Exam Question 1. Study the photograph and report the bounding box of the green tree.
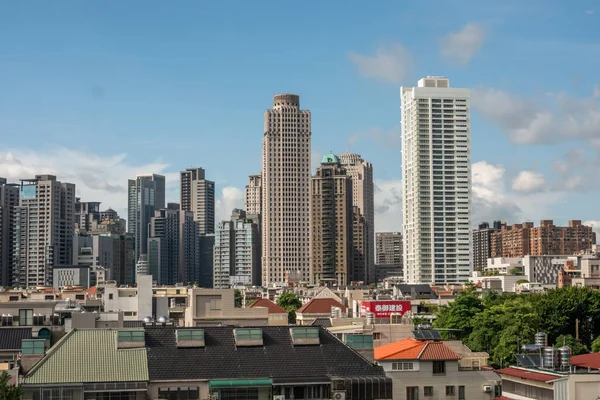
[277,292,302,324]
[592,336,600,353]
[433,285,483,338]
[554,334,588,355]
[0,372,22,400]
[234,290,243,308]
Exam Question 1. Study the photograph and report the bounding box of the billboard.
[360,300,412,319]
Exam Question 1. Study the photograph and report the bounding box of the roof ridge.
[25,328,78,378]
[416,341,428,359]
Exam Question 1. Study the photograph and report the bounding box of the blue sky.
[1,0,599,232]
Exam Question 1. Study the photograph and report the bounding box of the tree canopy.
[0,372,22,400]
[276,292,302,324]
[434,286,600,367]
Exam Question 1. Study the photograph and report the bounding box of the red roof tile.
[296,298,346,314]
[497,367,561,382]
[569,353,600,369]
[419,341,461,360]
[87,286,97,295]
[248,299,287,314]
[374,338,461,361]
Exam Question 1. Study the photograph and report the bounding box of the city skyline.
[1,2,599,235]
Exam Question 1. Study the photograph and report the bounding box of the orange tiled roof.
[248,298,287,314]
[296,298,347,314]
[87,286,97,295]
[374,338,461,361]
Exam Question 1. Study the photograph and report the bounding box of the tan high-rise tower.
[337,152,375,283]
[310,153,353,286]
[262,94,311,286]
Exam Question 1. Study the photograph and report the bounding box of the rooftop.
[570,353,600,370]
[321,151,340,164]
[24,329,148,384]
[496,367,563,383]
[145,325,385,381]
[297,298,347,314]
[248,299,287,314]
[375,338,461,361]
[0,327,32,350]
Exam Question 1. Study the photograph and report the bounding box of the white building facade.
[401,77,471,284]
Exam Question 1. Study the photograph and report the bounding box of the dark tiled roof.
[145,325,386,381]
[311,317,333,327]
[123,321,145,328]
[0,327,32,350]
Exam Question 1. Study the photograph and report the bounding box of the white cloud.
[349,44,413,84]
[0,148,179,218]
[473,87,600,144]
[585,10,594,15]
[374,179,402,232]
[440,23,487,65]
[311,150,323,175]
[215,186,244,222]
[583,220,600,235]
[594,86,600,99]
[512,171,546,193]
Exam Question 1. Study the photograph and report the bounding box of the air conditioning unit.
[273,396,285,400]
[483,385,492,393]
[332,391,346,400]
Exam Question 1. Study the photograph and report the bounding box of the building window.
[446,386,455,396]
[373,332,382,340]
[117,331,145,342]
[19,309,33,326]
[21,340,45,355]
[458,385,465,400]
[158,387,200,400]
[345,334,374,349]
[407,387,419,400]
[424,386,433,397]
[433,360,446,375]
[391,362,415,371]
[109,293,113,300]
[177,329,204,341]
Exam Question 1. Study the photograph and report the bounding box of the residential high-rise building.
[491,220,596,258]
[0,178,19,286]
[376,232,403,269]
[180,167,215,234]
[401,76,472,284]
[213,209,260,289]
[74,198,101,233]
[352,206,368,284]
[127,174,166,263]
[147,205,198,285]
[472,221,505,270]
[196,234,215,288]
[338,152,375,283]
[244,174,262,215]
[310,153,353,286]
[15,175,76,287]
[262,94,311,286]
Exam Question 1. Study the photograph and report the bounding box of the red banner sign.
[360,300,411,318]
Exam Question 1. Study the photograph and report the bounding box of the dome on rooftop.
[321,152,340,164]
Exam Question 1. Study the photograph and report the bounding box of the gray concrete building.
[214,210,260,288]
[127,174,165,263]
[53,265,91,290]
[180,167,215,235]
[338,152,375,283]
[376,232,403,272]
[147,206,198,285]
[0,178,19,286]
[15,175,76,287]
[74,198,101,234]
[262,94,311,286]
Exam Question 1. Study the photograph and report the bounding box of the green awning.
[210,379,272,388]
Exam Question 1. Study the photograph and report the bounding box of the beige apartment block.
[338,152,375,283]
[184,288,269,327]
[244,174,262,215]
[180,167,215,234]
[376,232,403,269]
[261,94,311,286]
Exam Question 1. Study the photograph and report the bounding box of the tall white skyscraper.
[401,77,471,284]
[262,94,311,286]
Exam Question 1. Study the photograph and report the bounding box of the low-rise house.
[184,288,269,326]
[145,325,392,400]
[247,298,288,326]
[21,329,149,399]
[375,337,501,400]
[296,298,347,325]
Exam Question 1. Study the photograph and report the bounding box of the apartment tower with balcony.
[261,94,311,286]
[180,167,215,235]
[401,77,471,284]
